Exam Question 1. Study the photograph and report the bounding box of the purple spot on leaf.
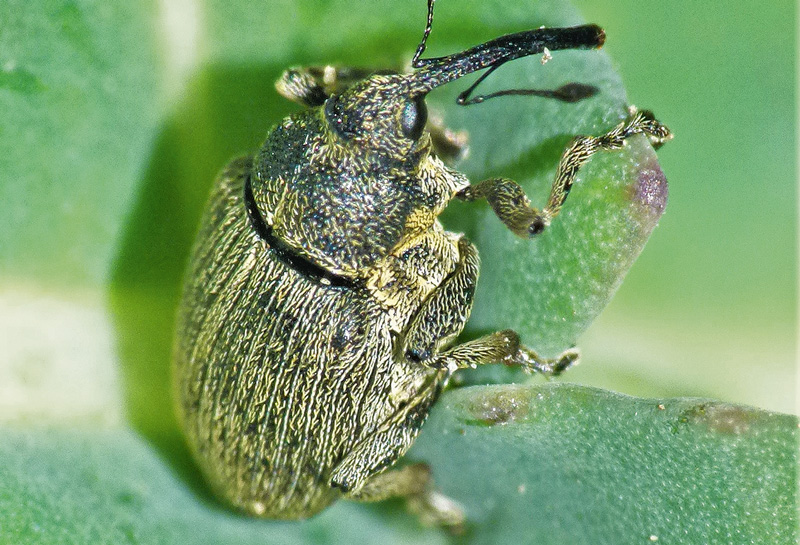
[634,166,668,216]
[628,163,668,234]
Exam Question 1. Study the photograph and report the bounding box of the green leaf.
[410,384,799,545]
[1,385,796,545]
[0,427,445,545]
[0,0,161,287]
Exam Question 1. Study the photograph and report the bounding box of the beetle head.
[321,2,604,165]
[254,4,606,277]
[322,74,432,165]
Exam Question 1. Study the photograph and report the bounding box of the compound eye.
[400,95,428,140]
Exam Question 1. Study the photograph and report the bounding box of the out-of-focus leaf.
[0,0,161,287]
[0,427,445,545]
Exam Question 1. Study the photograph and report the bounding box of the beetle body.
[174,88,467,517]
[173,5,671,525]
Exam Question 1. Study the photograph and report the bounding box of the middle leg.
[401,237,579,376]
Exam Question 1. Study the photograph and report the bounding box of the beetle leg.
[456,108,672,236]
[345,463,465,530]
[431,330,579,376]
[344,462,429,499]
[427,110,469,163]
[330,374,441,494]
[275,66,396,106]
[400,237,478,364]
[400,237,578,376]
[332,376,465,531]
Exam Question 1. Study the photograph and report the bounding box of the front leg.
[457,108,672,236]
[275,65,390,106]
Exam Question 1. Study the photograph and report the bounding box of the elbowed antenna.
[408,0,605,95]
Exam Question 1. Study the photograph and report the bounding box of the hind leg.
[345,463,464,530]
[330,372,464,531]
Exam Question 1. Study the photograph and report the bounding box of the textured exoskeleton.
[173,3,671,529]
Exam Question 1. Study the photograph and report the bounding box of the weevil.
[173,0,671,528]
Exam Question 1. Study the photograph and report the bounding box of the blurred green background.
[569,0,796,413]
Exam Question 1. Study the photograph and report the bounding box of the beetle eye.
[400,96,428,140]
